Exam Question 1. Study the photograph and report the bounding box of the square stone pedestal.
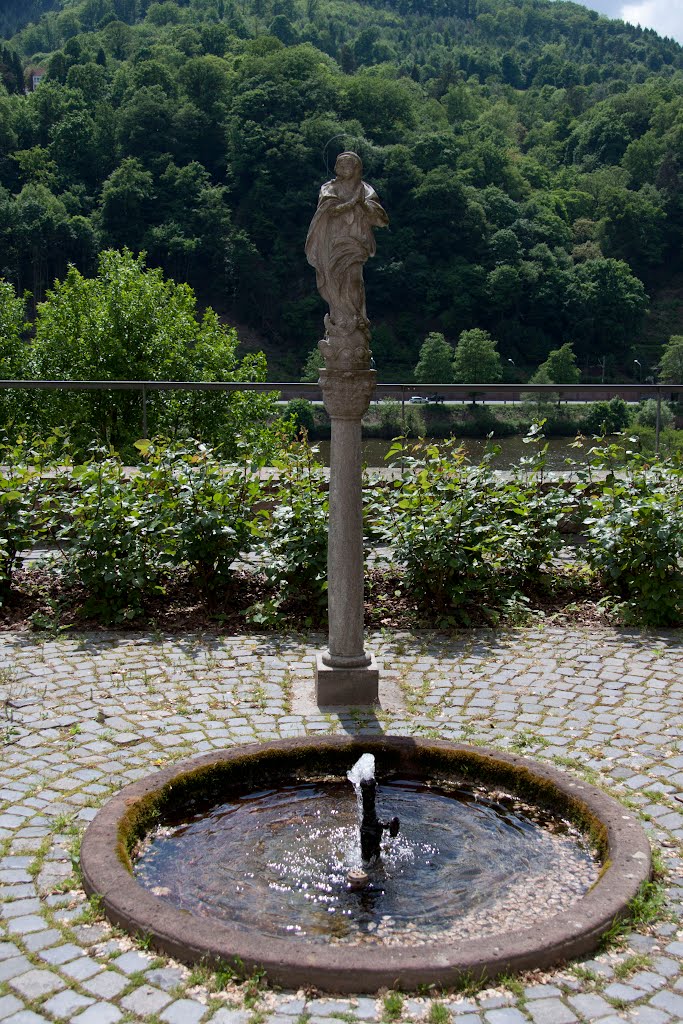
[315,654,379,706]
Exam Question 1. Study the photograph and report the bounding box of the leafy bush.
[284,399,315,435]
[26,250,280,459]
[55,449,176,622]
[375,431,567,622]
[580,398,632,436]
[0,434,67,601]
[136,439,267,593]
[584,451,683,625]
[633,399,674,430]
[254,440,328,623]
[55,439,270,620]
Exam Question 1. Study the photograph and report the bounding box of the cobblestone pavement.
[0,626,682,1024]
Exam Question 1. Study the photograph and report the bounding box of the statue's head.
[334,151,362,182]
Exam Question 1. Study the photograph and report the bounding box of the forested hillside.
[1,0,682,379]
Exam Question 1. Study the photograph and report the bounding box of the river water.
[317,436,599,471]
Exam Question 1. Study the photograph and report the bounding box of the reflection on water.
[135,777,598,945]
[317,436,597,470]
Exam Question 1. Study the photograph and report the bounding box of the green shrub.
[633,399,675,430]
[376,431,567,622]
[584,453,683,625]
[0,434,67,602]
[580,398,632,436]
[255,439,328,622]
[284,399,316,435]
[139,439,267,592]
[56,449,176,622]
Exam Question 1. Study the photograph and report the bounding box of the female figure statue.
[305,152,388,370]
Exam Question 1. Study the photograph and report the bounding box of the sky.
[564,0,683,43]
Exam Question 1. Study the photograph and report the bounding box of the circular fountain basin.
[80,737,651,992]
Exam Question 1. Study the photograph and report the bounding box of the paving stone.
[2,1013,51,1024]
[350,998,377,1018]
[603,982,645,1004]
[651,990,683,1016]
[0,996,22,1021]
[69,1004,121,1024]
[627,1007,672,1024]
[567,992,614,1017]
[523,987,562,1000]
[628,971,667,992]
[109,949,153,975]
[23,929,62,952]
[144,966,188,991]
[209,1011,251,1024]
[81,969,128,999]
[60,957,102,981]
[41,990,94,1018]
[160,998,207,1024]
[6,915,45,935]
[308,1000,356,1017]
[39,944,83,966]
[483,1011,527,1024]
[9,968,66,999]
[526,999,577,1024]
[277,998,307,1015]
[120,983,172,1015]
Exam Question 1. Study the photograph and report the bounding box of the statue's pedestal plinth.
[315,653,379,706]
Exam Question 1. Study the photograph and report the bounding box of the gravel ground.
[0,625,681,1023]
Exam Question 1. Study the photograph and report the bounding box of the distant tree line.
[0,0,681,381]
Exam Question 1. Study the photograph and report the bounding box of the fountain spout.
[347,754,400,865]
[359,777,400,861]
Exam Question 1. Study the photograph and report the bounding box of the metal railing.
[0,379,680,451]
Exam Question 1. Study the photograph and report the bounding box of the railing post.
[655,388,661,456]
[142,383,148,438]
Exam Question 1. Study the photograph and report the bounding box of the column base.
[315,653,379,706]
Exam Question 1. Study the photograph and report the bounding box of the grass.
[598,874,669,951]
[75,893,105,925]
[382,992,403,1021]
[613,953,652,979]
[509,730,550,753]
[427,1003,450,1024]
[497,973,526,1002]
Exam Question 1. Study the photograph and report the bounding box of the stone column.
[304,150,388,705]
[316,369,378,705]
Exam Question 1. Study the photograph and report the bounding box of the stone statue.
[305,152,388,371]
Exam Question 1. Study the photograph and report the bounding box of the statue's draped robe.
[305,180,387,330]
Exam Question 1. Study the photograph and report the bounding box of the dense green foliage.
[0,0,681,379]
[414,332,454,383]
[372,434,567,619]
[659,335,683,383]
[0,251,282,456]
[583,446,683,624]
[4,430,683,626]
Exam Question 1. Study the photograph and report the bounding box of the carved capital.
[318,314,372,372]
[319,368,376,420]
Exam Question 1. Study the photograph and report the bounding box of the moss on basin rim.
[80,736,652,993]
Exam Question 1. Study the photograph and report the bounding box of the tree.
[414,332,454,383]
[452,329,502,383]
[659,336,683,385]
[30,250,278,456]
[533,342,580,384]
[300,346,323,383]
[0,280,27,378]
[0,280,29,425]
